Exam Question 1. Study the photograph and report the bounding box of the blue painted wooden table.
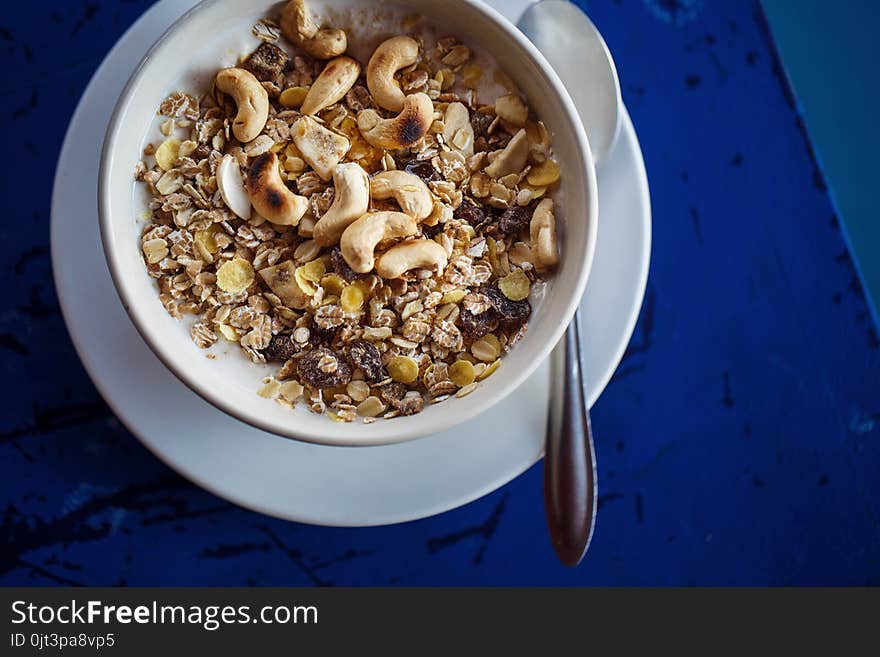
[2,0,878,586]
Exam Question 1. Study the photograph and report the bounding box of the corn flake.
[498,269,530,301]
[441,289,467,304]
[341,285,365,314]
[155,138,181,171]
[279,86,309,108]
[449,360,476,387]
[216,258,255,293]
[388,356,419,384]
[476,358,501,381]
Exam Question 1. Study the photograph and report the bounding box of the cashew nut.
[484,128,529,179]
[370,170,432,221]
[375,239,448,279]
[357,92,433,150]
[442,102,474,157]
[529,198,558,271]
[301,56,361,115]
[366,35,420,112]
[280,0,347,60]
[290,115,351,181]
[215,68,270,143]
[340,211,418,273]
[258,260,310,309]
[246,152,309,226]
[313,163,370,246]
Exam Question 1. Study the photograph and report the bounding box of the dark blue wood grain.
[1,0,878,586]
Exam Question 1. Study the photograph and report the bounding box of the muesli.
[135,0,561,422]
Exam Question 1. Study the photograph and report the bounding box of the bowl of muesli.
[99,0,598,446]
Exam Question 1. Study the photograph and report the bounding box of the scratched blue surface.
[2,0,879,586]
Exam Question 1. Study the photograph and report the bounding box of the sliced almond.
[442,102,474,157]
[494,93,529,127]
[484,129,529,179]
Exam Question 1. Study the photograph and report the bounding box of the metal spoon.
[517,0,622,566]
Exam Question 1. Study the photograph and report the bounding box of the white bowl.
[99,0,598,447]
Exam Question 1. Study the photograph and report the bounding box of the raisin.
[263,333,298,362]
[403,159,441,182]
[242,43,290,84]
[454,200,487,229]
[500,317,529,335]
[496,204,534,237]
[330,247,365,283]
[346,340,386,382]
[309,316,339,346]
[471,111,494,139]
[380,382,407,405]
[296,347,352,388]
[422,222,443,238]
[482,283,532,320]
[458,307,500,340]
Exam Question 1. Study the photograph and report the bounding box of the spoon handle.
[544,309,597,566]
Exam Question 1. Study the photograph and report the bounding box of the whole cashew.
[340,211,418,273]
[484,128,529,179]
[313,163,370,246]
[280,0,347,59]
[357,93,433,150]
[366,35,420,112]
[246,152,309,226]
[290,115,351,181]
[301,56,361,115]
[529,197,558,271]
[215,68,270,143]
[375,239,448,279]
[370,170,433,221]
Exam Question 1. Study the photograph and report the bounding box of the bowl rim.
[98,0,599,447]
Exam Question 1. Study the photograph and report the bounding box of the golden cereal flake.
[449,360,476,387]
[440,289,467,305]
[301,259,326,283]
[155,138,181,171]
[388,355,419,384]
[216,258,255,293]
[461,63,483,89]
[340,285,365,314]
[526,159,561,187]
[346,380,370,403]
[498,269,531,301]
[279,86,309,108]
[472,334,501,362]
[293,266,319,296]
[320,274,346,296]
[194,228,219,255]
[456,382,479,398]
[476,358,501,381]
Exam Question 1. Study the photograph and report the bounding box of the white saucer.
[51,0,651,527]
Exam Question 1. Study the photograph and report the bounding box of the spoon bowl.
[518,0,622,166]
